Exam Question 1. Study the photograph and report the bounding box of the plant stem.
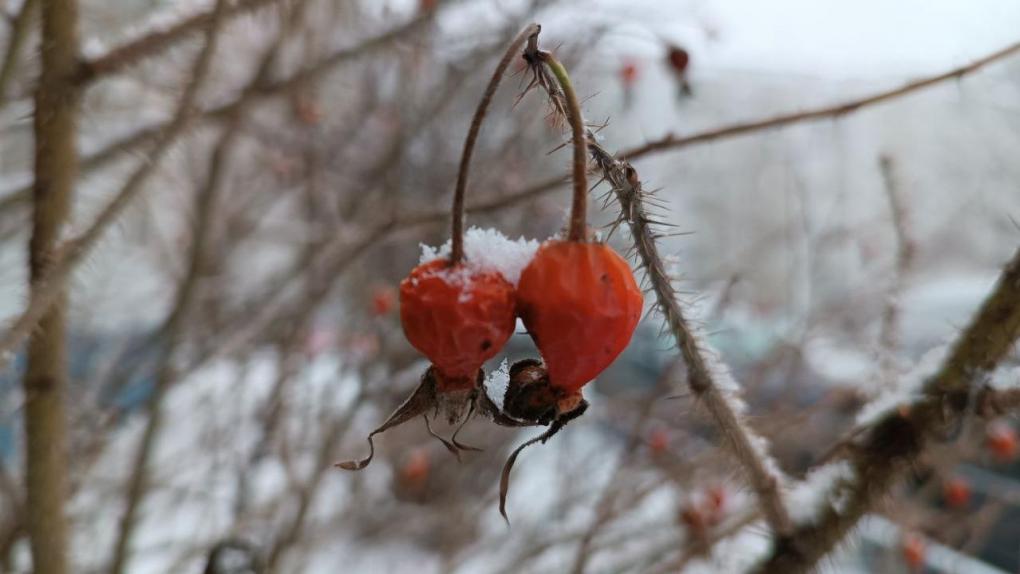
[538,51,588,242]
[23,0,80,571]
[450,23,539,264]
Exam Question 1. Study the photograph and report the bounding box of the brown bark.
[23,0,81,572]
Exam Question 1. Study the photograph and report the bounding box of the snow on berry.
[419,226,539,287]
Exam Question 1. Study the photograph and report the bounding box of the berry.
[619,60,639,86]
[400,259,516,388]
[648,427,669,454]
[942,477,970,509]
[986,422,1018,463]
[667,46,690,73]
[372,286,396,315]
[901,533,925,570]
[401,449,430,484]
[516,241,642,391]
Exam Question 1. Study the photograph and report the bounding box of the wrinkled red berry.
[400,259,516,388]
[516,241,642,391]
[648,427,669,454]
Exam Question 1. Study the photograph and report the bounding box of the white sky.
[705,0,1020,77]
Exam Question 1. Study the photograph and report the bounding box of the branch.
[0,10,432,373]
[621,39,1020,160]
[0,0,37,107]
[21,0,81,569]
[525,28,793,538]
[75,0,279,84]
[107,3,298,570]
[876,155,916,387]
[754,247,1020,573]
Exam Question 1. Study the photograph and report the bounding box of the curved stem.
[539,51,588,242]
[450,23,539,263]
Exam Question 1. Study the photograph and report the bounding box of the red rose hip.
[400,259,516,389]
[516,241,643,391]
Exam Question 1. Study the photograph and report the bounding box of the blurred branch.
[754,247,1020,573]
[0,6,433,373]
[622,39,1020,159]
[876,155,916,387]
[108,2,303,571]
[21,0,81,570]
[0,0,37,107]
[75,0,279,84]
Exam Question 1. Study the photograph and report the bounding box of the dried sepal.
[498,398,588,523]
[336,366,484,471]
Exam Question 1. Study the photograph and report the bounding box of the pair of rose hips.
[337,236,642,472]
[403,238,643,424]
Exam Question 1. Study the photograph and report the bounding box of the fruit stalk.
[537,51,589,242]
[451,23,540,263]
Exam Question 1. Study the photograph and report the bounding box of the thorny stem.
[23,0,80,569]
[524,29,794,538]
[530,38,589,242]
[597,150,795,539]
[451,23,539,263]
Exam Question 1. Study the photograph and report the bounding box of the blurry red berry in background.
[901,533,925,570]
[667,46,689,73]
[942,477,971,509]
[400,259,516,386]
[419,0,438,12]
[372,286,396,316]
[401,449,430,484]
[680,505,706,533]
[516,241,643,392]
[647,427,669,454]
[706,485,727,515]
[666,45,692,97]
[619,60,639,87]
[987,421,1018,463]
[292,94,322,126]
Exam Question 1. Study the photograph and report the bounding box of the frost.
[419,227,539,286]
[484,359,510,410]
[855,343,949,426]
[81,0,212,59]
[787,461,854,523]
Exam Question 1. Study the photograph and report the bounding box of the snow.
[855,343,949,426]
[787,461,855,524]
[418,227,539,286]
[484,359,510,410]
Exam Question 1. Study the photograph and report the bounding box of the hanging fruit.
[666,44,693,99]
[336,25,541,472]
[498,32,643,522]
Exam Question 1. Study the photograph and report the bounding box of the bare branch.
[621,39,1020,160]
[754,248,1020,573]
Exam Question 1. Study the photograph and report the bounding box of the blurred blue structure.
[0,331,159,463]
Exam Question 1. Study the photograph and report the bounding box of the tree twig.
[621,39,1020,159]
[21,0,80,570]
[104,3,231,570]
[524,27,794,539]
[753,248,1020,573]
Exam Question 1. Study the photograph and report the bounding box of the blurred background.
[1,0,1020,572]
